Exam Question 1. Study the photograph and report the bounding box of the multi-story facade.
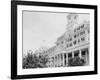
[46,13,90,67]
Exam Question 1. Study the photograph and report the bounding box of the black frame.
[11,0,98,79]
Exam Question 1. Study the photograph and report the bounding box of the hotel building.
[46,13,90,67]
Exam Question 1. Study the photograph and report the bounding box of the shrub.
[23,52,48,69]
[68,56,85,66]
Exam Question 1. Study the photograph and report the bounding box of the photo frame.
[11,0,98,79]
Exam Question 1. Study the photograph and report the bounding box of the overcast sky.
[23,11,89,55]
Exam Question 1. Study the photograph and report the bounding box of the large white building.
[45,14,90,67]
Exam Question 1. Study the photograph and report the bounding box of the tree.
[23,50,48,69]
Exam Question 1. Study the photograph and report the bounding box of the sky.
[23,11,90,55]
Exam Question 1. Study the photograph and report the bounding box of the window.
[82,51,85,56]
[77,26,80,30]
[74,50,79,57]
[80,32,82,35]
[74,34,79,38]
[68,53,72,58]
[70,38,72,41]
[73,40,77,45]
[80,31,85,35]
[69,43,72,47]
[67,37,72,42]
[81,37,85,41]
[81,48,88,57]
[78,39,80,43]
[74,35,76,38]
[64,53,66,59]
[67,43,72,48]
[66,44,68,48]
[74,53,79,56]
[76,33,79,37]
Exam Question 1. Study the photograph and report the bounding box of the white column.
[66,53,68,66]
[60,54,62,66]
[79,50,82,58]
[60,54,62,67]
[85,50,88,65]
[59,54,61,67]
[49,58,51,67]
[61,54,63,67]
[51,57,52,67]
[87,48,89,65]
[57,55,58,67]
[53,56,55,67]
[48,58,50,67]
[47,60,49,67]
[55,56,57,67]
[72,52,74,58]
[52,57,54,67]
[60,53,63,66]
[58,54,60,66]
[56,56,57,67]
[62,53,65,67]
[50,57,52,67]
[58,55,59,67]
[56,55,58,67]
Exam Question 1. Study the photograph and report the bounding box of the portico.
[48,47,89,67]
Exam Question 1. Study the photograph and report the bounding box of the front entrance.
[81,48,89,65]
